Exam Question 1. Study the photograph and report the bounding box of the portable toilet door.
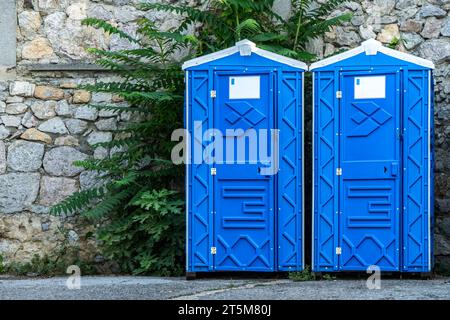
[184,40,307,274]
[310,39,434,273]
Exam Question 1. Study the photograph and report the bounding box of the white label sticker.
[229,76,260,99]
[354,76,386,99]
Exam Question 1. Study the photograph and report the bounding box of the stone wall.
[0,0,189,266]
[0,0,449,273]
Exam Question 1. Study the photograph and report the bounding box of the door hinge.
[336,247,342,255]
[210,90,216,98]
[210,167,217,175]
[336,168,342,176]
[336,91,342,99]
[211,247,217,255]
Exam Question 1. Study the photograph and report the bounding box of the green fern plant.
[141,0,351,62]
[283,0,352,59]
[51,18,189,276]
[141,0,279,55]
[289,265,316,281]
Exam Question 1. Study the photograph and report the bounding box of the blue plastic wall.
[312,51,434,272]
[186,52,305,272]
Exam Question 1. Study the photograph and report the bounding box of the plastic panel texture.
[186,51,305,272]
[313,70,339,271]
[402,69,432,272]
[312,51,433,273]
[430,72,435,270]
[187,70,213,272]
[277,70,304,271]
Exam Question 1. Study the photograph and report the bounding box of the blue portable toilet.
[310,39,435,273]
[183,40,307,275]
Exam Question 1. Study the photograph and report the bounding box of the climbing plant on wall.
[142,0,351,62]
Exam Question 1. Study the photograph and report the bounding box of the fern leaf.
[51,187,106,215]
[252,33,288,43]
[83,187,136,219]
[309,0,349,18]
[236,19,261,36]
[301,13,352,40]
[82,18,140,44]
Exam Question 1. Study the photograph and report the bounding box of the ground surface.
[0,276,448,300]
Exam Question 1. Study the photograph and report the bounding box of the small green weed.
[3,254,96,277]
[289,265,337,281]
[387,37,400,49]
[0,227,97,277]
[322,273,336,280]
[289,265,316,281]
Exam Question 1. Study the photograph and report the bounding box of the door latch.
[391,162,399,176]
[210,90,216,98]
[336,247,342,255]
[211,168,217,175]
[211,247,217,255]
[336,168,342,176]
[336,91,342,99]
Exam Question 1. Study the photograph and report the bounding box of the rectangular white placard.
[229,76,260,99]
[354,76,386,99]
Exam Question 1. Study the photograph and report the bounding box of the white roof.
[182,39,307,70]
[309,39,435,70]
